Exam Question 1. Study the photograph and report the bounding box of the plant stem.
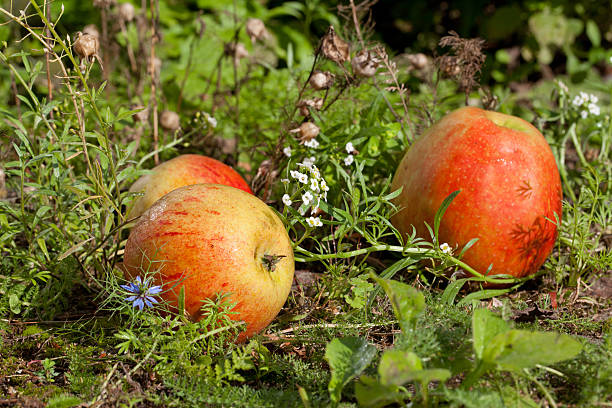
[461,360,489,389]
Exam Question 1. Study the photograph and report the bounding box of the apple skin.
[123,184,294,340]
[128,154,253,219]
[391,107,562,279]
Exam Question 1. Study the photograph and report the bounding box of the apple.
[123,183,294,340]
[128,154,253,219]
[391,107,562,279]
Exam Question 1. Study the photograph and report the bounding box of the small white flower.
[440,243,452,254]
[306,216,323,228]
[282,194,292,206]
[320,180,329,192]
[609,56,612,64]
[304,138,320,149]
[557,80,569,94]
[310,166,321,180]
[298,206,306,215]
[283,147,292,157]
[281,178,290,184]
[301,156,316,168]
[580,110,589,119]
[298,173,308,184]
[302,191,314,205]
[589,94,599,104]
[204,113,217,128]
[310,178,319,192]
[588,103,600,116]
[345,142,355,154]
[344,155,354,166]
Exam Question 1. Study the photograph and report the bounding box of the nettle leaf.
[489,330,583,371]
[372,275,424,332]
[325,336,377,404]
[472,308,509,360]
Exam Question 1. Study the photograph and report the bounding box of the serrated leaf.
[379,349,451,388]
[371,275,424,332]
[325,336,377,404]
[378,350,421,385]
[355,376,404,408]
[472,308,509,360]
[489,330,582,371]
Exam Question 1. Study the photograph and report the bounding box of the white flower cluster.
[283,147,292,157]
[282,158,330,228]
[572,92,600,118]
[304,138,320,149]
[344,142,356,166]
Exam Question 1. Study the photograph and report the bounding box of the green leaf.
[379,350,451,387]
[440,278,469,305]
[371,275,425,332]
[586,20,601,47]
[9,294,21,314]
[325,337,377,404]
[472,308,509,360]
[489,330,583,371]
[457,287,518,307]
[355,376,405,408]
[379,349,422,386]
[434,190,460,243]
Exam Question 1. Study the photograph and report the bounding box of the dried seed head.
[290,122,320,142]
[225,42,249,59]
[160,110,180,131]
[82,24,100,40]
[246,18,267,44]
[297,98,324,117]
[407,53,428,70]
[309,71,334,90]
[320,26,349,64]
[351,49,380,78]
[132,105,149,122]
[74,32,99,61]
[118,2,136,22]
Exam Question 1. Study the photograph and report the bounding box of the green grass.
[0,0,611,406]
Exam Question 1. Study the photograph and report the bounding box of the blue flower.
[120,276,162,310]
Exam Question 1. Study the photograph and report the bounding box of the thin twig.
[148,0,160,164]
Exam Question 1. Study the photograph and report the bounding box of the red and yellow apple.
[123,183,294,340]
[391,107,562,279]
[128,154,252,219]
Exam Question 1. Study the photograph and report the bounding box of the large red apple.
[128,154,252,219]
[123,184,294,340]
[391,107,562,279]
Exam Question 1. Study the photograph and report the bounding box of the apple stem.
[262,254,286,272]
